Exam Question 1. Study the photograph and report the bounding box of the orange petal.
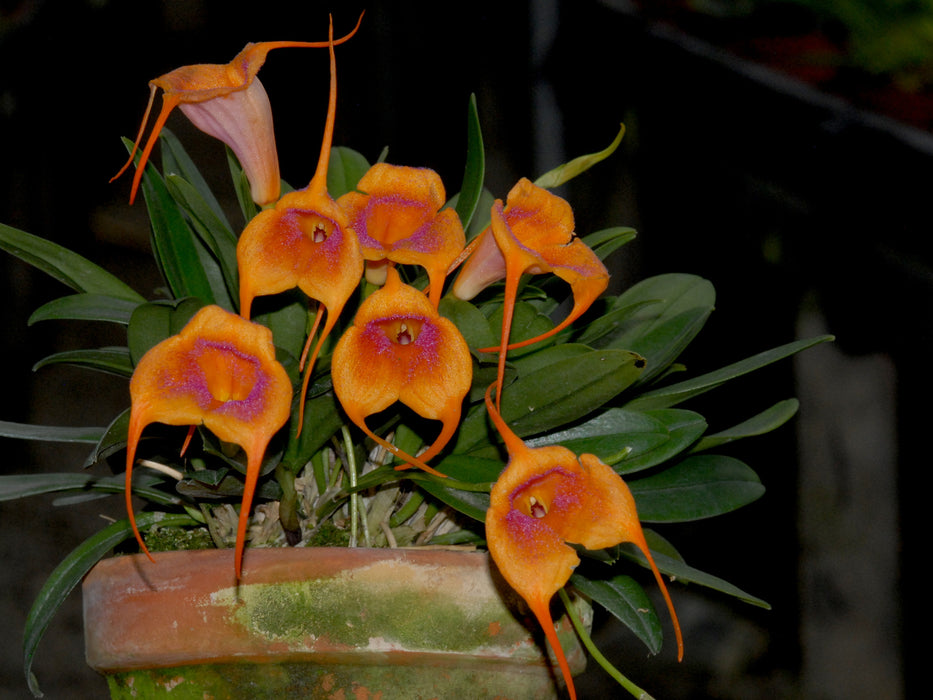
[124,306,292,578]
[331,268,471,473]
[338,163,466,307]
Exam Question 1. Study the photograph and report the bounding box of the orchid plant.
[0,14,831,700]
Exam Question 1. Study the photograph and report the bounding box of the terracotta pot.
[83,547,590,699]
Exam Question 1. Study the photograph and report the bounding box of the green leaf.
[159,128,231,228]
[327,146,372,198]
[625,335,835,411]
[454,93,485,232]
[28,293,140,326]
[32,347,134,377]
[165,173,240,306]
[127,298,203,365]
[134,138,216,303]
[0,472,179,507]
[692,399,800,452]
[23,512,199,697]
[534,123,626,189]
[619,543,770,608]
[500,348,646,438]
[525,407,706,475]
[0,222,144,303]
[282,392,346,472]
[84,409,130,467]
[439,295,497,351]
[414,454,501,522]
[0,421,104,444]
[629,454,765,522]
[571,573,663,654]
[581,226,637,262]
[600,274,716,385]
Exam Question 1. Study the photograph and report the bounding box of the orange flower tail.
[124,412,155,563]
[635,534,685,662]
[234,450,265,580]
[529,598,578,700]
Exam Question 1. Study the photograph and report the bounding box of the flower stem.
[558,588,655,700]
[341,425,359,547]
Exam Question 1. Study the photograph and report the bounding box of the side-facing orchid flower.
[330,267,471,476]
[451,178,609,407]
[236,19,364,427]
[112,14,363,206]
[337,162,465,307]
[483,383,683,700]
[125,305,292,579]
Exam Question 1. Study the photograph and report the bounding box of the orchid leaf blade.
[32,347,134,377]
[127,298,203,365]
[23,512,199,697]
[526,407,707,475]
[629,454,765,522]
[534,123,626,189]
[581,226,637,263]
[133,138,217,304]
[159,127,231,228]
[0,421,104,444]
[0,222,144,303]
[164,173,240,306]
[327,146,372,198]
[502,348,646,438]
[692,399,800,452]
[227,147,260,224]
[625,336,834,411]
[571,573,663,654]
[598,273,716,384]
[619,543,770,609]
[28,293,140,326]
[83,409,130,467]
[454,93,485,232]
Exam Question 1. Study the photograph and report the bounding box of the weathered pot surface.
[83,547,589,699]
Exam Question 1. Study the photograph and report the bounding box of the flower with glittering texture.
[125,305,292,578]
[483,383,682,700]
[453,178,609,407]
[331,267,471,475]
[338,162,465,306]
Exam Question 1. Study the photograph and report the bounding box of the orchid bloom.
[125,305,292,579]
[483,383,683,700]
[452,178,609,406]
[112,14,363,206]
[337,162,465,307]
[330,267,471,476]
[236,20,363,427]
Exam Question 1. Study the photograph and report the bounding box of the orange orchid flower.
[337,162,465,307]
[452,178,609,407]
[112,14,363,206]
[236,19,364,427]
[483,383,682,700]
[330,267,471,477]
[125,305,292,579]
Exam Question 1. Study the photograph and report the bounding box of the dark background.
[1,1,920,698]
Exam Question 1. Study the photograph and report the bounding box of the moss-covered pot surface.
[83,547,589,699]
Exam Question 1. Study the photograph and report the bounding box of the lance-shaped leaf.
[125,305,292,578]
[483,384,683,700]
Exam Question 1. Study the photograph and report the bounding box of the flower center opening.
[196,344,260,407]
[379,318,423,346]
[298,214,332,244]
[528,495,548,518]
